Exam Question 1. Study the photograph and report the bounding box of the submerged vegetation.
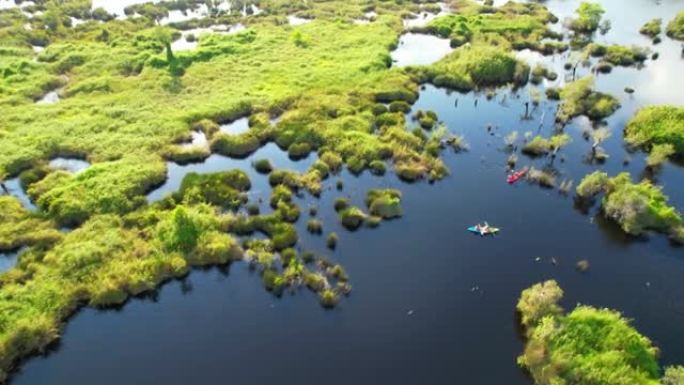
[517,281,667,385]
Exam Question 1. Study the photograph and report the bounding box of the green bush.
[178,170,250,209]
[366,189,402,219]
[666,11,684,40]
[306,219,322,234]
[339,207,366,230]
[326,232,338,249]
[640,18,662,38]
[625,106,684,154]
[517,280,661,385]
[569,2,605,33]
[253,159,273,174]
[211,133,260,158]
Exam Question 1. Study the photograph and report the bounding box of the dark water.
[146,142,318,204]
[0,249,21,273]
[11,1,684,384]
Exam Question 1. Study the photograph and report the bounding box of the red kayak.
[507,167,529,184]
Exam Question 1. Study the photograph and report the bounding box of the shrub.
[334,198,350,212]
[576,171,609,198]
[339,207,366,230]
[318,288,339,308]
[211,133,260,158]
[288,142,312,159]
[366,189,402,219]
[306,219,322,234]
[178,171,250,209]
[646,143,675,169]
[516,280,563,330]
[663,366,684,385]
[557,77,619,123]
[569,2,605,33]
[517,281,661,385]
[640,18,662,38]
[320,152,343,173]
[254,159,273,174]
[326,232,338,249]
[527,167,556,188]
[369,160,386,175]
[625,106,684,154]
[388,101,411,113]
[666,11,684,40]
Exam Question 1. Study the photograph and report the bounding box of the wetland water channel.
[9,0,684,384]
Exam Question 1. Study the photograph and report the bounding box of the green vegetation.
[556,77,619,123]
[646,144,675,169]
[586,44,648,66]
[517,280,661,385]
[366,188,402,219]
[625,106,684,155]
[177,170,250,210]
[418,45,530,92]
[253,159,273,174]
[569,2,605,34]
[576,172,684,242]
[339,206,367,231]
[326,232,338,249]
[420,3,559,52]
[666,11,684,41]
[306,218,322,234]
[522,134,571,156]
[640,18,662,39]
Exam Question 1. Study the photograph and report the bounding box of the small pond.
[390,33,452,67]
[49,158,91,173]
[0,248,22,273]
[219,118,250,135]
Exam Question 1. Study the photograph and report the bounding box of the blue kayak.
[468,225,500,236]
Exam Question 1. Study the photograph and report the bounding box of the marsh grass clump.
[625,106,684,155]
[646,144,675,169]
[545,87,560,100]
[339,206,367,230]
[422,45,530,92]
[666,11,684,41]
[178,170,250,210]
[576,259,590,272]
[318,288,339,308]
[306,219,323,234]
[569,2,605,34]
[556,77,619,123]
[587,44,648,67]
[326,232,338,250]
[413,110,438,130]
[287,142,312,159]
[527,167,556,188]
[334,197,350,212]
[369,160,386,176]
[576,172,684,241]
[253,159,273,174]
[522,134,571,157]
[517,280,662,385]
[366,189,402,219]
[640,18,662,39]
[211,133,261,158]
